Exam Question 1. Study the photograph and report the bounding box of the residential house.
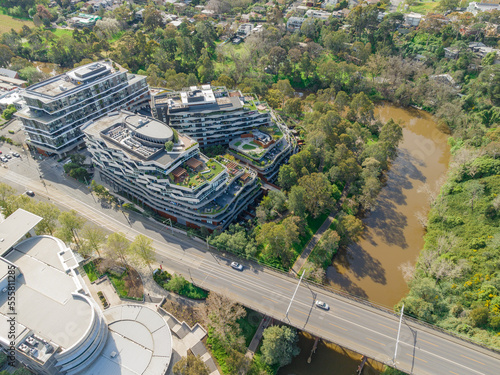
[287,17,305,32]
[404,12,422,27]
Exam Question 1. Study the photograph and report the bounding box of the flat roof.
[0,236,93,351]
[125,115,174,141]
[83,305,172,375]
[0,209,42,256]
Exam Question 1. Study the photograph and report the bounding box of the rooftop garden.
[170,158,225,189]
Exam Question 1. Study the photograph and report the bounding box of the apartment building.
[83,110,260,230]
[150,85,272,147]
[16,60,149,156]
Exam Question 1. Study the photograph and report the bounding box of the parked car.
[25,191,35,197]
[230,261,243,271]
[1,157,7,162]
[5,154,11,159]
[12,152,20,157]
[315,300,330,310]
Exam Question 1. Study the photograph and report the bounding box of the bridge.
[1,165,500,375]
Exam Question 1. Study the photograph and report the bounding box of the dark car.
[25,190,35,197]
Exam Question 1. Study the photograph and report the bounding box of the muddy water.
[327,104,451,308]
[279,104,450,375]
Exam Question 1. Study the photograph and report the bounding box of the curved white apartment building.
[83,110,260,230]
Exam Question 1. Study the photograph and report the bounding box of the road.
[1,146,500,375]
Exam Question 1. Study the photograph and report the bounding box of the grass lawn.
[409,0,440,14]
[243,144,257,150]
[0,13,33,34]
[237,308,263,347]
[49,28,73,38]
[234,141,242,146]
[83,261,100,282]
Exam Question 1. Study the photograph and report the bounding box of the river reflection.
[281,104,450,375]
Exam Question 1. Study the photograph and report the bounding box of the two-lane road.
[1,159,499,374]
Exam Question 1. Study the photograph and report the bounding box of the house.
[0,89,26,112]
[287,17,305,32]
[467,1,500,15]
[69,13,101,28]
[305,9,332,20]
[237,23,253,37]
[444,47,460,59]
[322,0,338,8]
[0,68,19,79]
[469,42,500,61]
[404,12,422,27]
[86,0,113,12]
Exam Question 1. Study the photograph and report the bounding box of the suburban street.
[0,139,500,375]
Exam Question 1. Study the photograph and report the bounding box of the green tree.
[284,98,303,117]
[80,224,107,257]
[265,89,284,109]
[312,229,340,265]
[470,306,489,328]
[165,141,174,151]
[464,180,484,211]
[261,325,300,368]
[278,164,298,191]
[166,274,189,293]
[0,183,15,203]
[379,119,403,159]
[130,234,155,269]
[298,173,334,218]
[0,44,13,68]
[288,185,307,219]
[57,210,85,245]
[173,355,209,375]
[31,202,60,235]
[337,213,363,243]
[1,105,17,120]
[106,232,131,266]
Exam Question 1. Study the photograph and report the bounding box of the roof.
[185,157,203,169]
[0,236,93,351]
[0,68,18,79]
[84,305,173,375]
[0,209,42,256]
[172,166,188,177]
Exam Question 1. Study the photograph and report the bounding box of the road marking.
[460,355,485,366]
[329,323,347,331]
[231,283,247,291]
[262,296,277,303]
[294,309,309,316]
[406,353,427,363]
[366,337,385,346]
[378,323,397,332]
[450,371,459,375]
[419,338,438,347]
[275,284,292,291]
[341,309,360,317]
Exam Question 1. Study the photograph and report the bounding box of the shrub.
[470,307,489,328]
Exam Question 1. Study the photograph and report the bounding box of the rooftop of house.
[83,110,197,166]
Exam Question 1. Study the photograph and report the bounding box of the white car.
[230,262,243,271]
[315,300,330,310]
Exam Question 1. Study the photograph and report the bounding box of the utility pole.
[393,303,405,365]
[285,271,304,319]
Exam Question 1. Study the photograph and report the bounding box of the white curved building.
[0,209,172,375]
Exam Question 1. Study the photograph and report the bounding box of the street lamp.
[285,271,305,319]
[393,303,405,365]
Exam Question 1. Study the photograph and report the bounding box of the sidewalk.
[290,183,350,275]
[245,316,272,359]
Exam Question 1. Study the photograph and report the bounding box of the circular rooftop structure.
[125,114,173,145]
[82,304,173,375]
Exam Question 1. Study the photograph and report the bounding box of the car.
[1,157,7,162]
[25,191,35,197]
[12,152,20,157]
[5,154,11,159]
[315,300,330,310]
[230,262,243,271]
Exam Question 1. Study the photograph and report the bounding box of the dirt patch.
[124,266,144,299]
[162,298,201,327]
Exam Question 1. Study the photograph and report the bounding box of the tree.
[298,173,334,218]
[31,202,60,235]
[273,79,294,108]
[57,210,85,245]
[80,224,107,257]
[288,185,307,219]
[0,44,13,68]
[312,229,340,265]
[143,5,164,31]
[265,89,283,109]
[379,119,403,159]
[199,292,246,350]
[464,180,484,211]
[337,213,363,243]
[256,222,296,267]
[106,232,131,266]
[130,234,155,269]
[1,105,16,120]
[470,306,489,328]
[261,325,300,368]
[173,355,209,375]
[278,164,298,191]
[438,0,459,11]
[0,182,15,202]
[165,141,174,151]
[284,98,303,117]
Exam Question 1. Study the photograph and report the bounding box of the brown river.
[279,104,451,375]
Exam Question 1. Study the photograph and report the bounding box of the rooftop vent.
[110,351,118,358]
